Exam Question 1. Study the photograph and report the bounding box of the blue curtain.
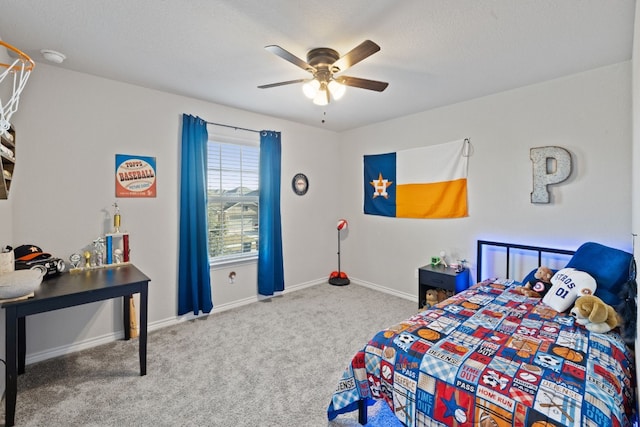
[258,131,284,295]
[178,114,213,315]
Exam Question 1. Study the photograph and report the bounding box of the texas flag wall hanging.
[363,139,469,219]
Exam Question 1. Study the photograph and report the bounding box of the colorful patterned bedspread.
[328,279,636,426]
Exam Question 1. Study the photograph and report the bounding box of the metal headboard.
[476,240,575,281]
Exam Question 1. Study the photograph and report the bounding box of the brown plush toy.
[425,289,439,308]
[517,266,554,298]
[570,295,621,333]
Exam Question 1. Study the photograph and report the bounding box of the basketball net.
[0,41,34,136]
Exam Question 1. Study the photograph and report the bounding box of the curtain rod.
[206,121,260,134]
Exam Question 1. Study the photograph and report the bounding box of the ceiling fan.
[258,40,388,106]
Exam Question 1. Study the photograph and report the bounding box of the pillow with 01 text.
[542,268,597,313]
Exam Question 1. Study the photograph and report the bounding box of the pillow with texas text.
[542,268,597,313]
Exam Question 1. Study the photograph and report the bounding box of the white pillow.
[542,268,597,312]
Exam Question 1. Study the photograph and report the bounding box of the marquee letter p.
[530,146,572,204]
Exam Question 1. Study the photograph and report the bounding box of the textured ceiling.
[0,0,635,132]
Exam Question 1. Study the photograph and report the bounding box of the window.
[207,138,259,263]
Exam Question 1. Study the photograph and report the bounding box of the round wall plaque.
[292,173,308,195]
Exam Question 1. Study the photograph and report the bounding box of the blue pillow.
[565,242,633,307]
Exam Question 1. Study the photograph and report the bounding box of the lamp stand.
[329,228,349,286]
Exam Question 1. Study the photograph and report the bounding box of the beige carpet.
[4,282,416,426]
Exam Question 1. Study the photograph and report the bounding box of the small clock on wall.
[292,173,309,196]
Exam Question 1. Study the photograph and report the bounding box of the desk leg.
[123,295,131,341]
[17,317,25,375]
[5,307,18,427]
[139,283,148,376]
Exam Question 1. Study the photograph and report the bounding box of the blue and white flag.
[363,139,469,218]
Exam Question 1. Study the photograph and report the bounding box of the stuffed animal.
[517,266,554,298]
[570,295,621,333]
[437,289,447,303]
[425,289,439,308]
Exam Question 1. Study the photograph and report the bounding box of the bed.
[328,240,637,426]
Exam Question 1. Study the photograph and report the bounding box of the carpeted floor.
[3,282,415,426]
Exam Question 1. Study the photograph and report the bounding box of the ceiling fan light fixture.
[328,80,345,100]
[313,86,329,106]
[302,79,319,99]
[260,41,387,104]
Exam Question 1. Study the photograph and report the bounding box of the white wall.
[1,53,634,392]
[8,63,341,360]
[631,1,639,398]
[340,62,632,296]
[633,0,640,275]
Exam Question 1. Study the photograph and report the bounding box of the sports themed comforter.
[328,279,636,426]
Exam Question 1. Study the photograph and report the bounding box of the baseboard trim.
[25,277,413,366]
[348,277,417,303]
[25,278,329,365]
[26,331,123,365]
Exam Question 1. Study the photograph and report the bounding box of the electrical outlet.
[414,269,419,279]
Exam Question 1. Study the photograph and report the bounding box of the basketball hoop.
[0,41,35,135]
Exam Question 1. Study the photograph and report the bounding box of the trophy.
[113,202,121,233]
[114,248,123,264]
[93,237,105,267]
[69,253,81,270]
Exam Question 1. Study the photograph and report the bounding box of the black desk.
[1,264,150,426]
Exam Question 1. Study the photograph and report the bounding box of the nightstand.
[418,264,469,309]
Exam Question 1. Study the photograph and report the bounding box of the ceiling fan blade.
[332,40,380,72]
[336,76,388,92]
[265,45,315,72]
[258,78,308,89]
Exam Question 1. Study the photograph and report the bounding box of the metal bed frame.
[476,240,575,281]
